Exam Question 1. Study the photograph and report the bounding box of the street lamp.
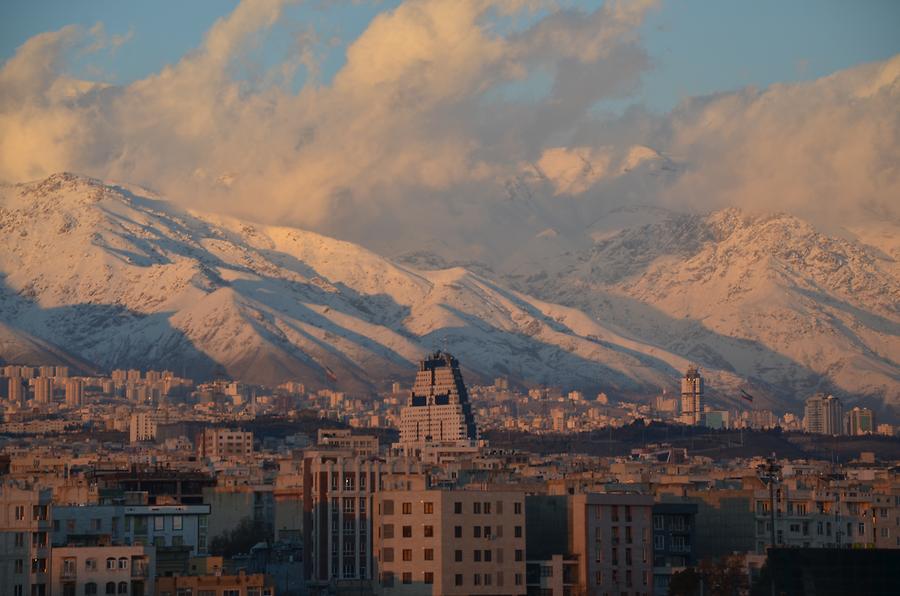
[757,452,782,596]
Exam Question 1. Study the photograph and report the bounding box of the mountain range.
[0,173,897,416]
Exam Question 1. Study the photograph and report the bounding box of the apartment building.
[50,544,154,596]
[301,441,426,592]
[198,428,254,459]
[651,503,697,596]
[527,493,654,596]
[373,488,527,595]
[156,571,274,596]
[53,503,211,556]
[0,480,53,596]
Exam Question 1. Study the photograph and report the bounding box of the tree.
[669,555,750,596]
[209,516,273,557]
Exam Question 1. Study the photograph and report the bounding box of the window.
[344,498,355,514]
[454,526,462,538]
[424,525,434,537]
[515,526,523,538]
[15,532,25,547]
[383,500,394,515]
[172,516,183,531]
[474,526,482,538]
[484,526,491,538]
[86,558,97,571]
[455,550,463,562]
[596,571,603,585]
[383,524,394,539]
[344,472,355,491]
[424,572,434,584]
[484,502,492,514]
[85,584,98,596]
[154,516,165,531]
[654,515,664,530]
[402,502,412,515]
[402,526,412,538]
[117,582,128,594]
[62,558,76,576]
[515,549,523,562]
[15,559,24,573]
[31,558,47,573]
[484,573,492,586]
[496,501,504,515]
[105,583,116,596]
[455,502,463,514]
[473,502,481,514]
[424,548,434,561]
[14,505,25,520]
[402,573,412,585]
[474,574,481,586]
[455,574,463,586]
[106,558,116,570]
[484,549,492,562]
[515,502,523,515]
[515,573,523,586]
[402,549,412,562]
[474,550,481,562]
[541,566,553,577]
[382,548,394,562]
[424,502,434,514]
[32,505,48,521]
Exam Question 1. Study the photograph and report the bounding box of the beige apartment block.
[570,493,655,596]
[0,480,53,596]
[50,544,154,596]
[373,488,527,595]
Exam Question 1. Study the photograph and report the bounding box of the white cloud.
[0,0,896,260]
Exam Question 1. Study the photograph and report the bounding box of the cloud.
[0,0,896,261]
[660,55,900,226]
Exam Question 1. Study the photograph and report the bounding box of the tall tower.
[397,351,478,453]
[65,378,83,408]
[33,377,53,404]
[680,366,703,424]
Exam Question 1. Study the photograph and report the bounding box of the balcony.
[60,568,77,580]
[131,566,149,578]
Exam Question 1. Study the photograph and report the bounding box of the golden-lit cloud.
[0,0,896,256]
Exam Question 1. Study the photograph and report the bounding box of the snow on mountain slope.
[0,173,698,394]
[511,207,900,412]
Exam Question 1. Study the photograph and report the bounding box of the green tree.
[209,516,273,557]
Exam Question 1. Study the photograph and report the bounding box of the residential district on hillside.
[0,352,897,596]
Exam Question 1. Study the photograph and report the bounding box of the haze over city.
[0,1,898,596]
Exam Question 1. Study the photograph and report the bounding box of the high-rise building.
[845,407,875,436]
[130,413,159,443]
[38,366,54,379]
[65,378,84,408]
[803,393,843,435]
[395,352,478,457]
[54,366,68,378]
[32,377,52,405]
[680,366,703,425]
[7,377,26,406]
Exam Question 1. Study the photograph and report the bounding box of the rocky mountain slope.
[503,207,900,413]
[0,173,704,395]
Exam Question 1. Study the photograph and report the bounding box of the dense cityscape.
[0,352,897,595]
[2,1,899,595]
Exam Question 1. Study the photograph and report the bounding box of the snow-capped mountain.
[0,173,702,395]
[504,207,900,413]
[2,174,896,414]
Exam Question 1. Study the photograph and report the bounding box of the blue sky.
[2,0,898,113]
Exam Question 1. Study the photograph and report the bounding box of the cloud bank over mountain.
[0,0,897,253]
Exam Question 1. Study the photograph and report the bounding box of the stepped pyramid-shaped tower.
[396,351,479,453]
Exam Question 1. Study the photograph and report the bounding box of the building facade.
[372,488,527,595]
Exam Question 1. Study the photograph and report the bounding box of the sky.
[0,0,898,257]
[2,0,898,112]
